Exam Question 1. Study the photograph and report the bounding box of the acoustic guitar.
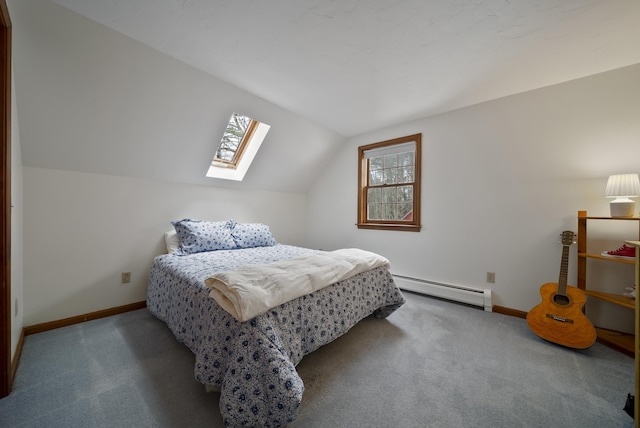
[526,231,596,349]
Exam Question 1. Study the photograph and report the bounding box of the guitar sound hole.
[553,294,570,306]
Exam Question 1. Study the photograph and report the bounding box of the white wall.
[9,0,344,194]
[8,0,342,325]
[10,0,640,335]
[23,167,306,325]
[10,69,23,359]
[306,64,640,332]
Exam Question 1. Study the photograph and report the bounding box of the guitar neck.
[557,244,570,296]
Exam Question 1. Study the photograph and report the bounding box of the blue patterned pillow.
[172,219,237,255]
[232,223,277,248]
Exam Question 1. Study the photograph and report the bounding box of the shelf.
[584,290,635,309]
[577,210,638,361]
[594,327,634,357]
[578,215,640,221]
[578,252,636,265]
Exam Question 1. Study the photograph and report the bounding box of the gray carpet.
[0,291,634,427]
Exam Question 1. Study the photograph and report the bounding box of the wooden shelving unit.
[577,210,639,357]
[583,290,635,309]
[624,241,639,427]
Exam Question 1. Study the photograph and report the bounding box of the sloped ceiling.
[9,0,350,193]
[51,0,640,137]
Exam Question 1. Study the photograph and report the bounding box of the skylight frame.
[206,112,270,182]
[212,113,259,169]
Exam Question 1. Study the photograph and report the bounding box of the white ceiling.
[52,0,640,137]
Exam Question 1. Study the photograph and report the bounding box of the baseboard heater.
[392,274,492,312]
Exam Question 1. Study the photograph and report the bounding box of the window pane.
[382,187,397,203]
[215,113,252,162]
[384,154,398,169]
[367,203,383,220]
[367,188,381,203]
[398,203,413,220]
[396,166,413,183]
[366,185,414,221]
[369,157,384,171]
[369,169,384,186]
[398,185,413,202]
[398,151,414,167]
[383,204,397,220]
[383,168,398,184]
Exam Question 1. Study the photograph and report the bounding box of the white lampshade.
[604,173,640,217]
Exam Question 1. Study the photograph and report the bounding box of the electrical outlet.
[122,272,131,284]
[486,272,495,283]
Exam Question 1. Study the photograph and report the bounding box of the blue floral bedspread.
[146,244,405,427]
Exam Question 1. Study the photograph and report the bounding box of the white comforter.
[205,248,390,322]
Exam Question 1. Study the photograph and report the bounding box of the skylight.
[206,113,270,181]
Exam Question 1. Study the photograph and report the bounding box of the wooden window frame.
[357,134,421,232]
[212,115,259,170]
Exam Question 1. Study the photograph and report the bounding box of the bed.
[146,219,405,427]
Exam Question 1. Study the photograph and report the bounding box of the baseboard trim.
[492,305,527,319]
[24,301,147,336]
[10,328,24,388]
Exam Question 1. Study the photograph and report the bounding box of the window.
[206,112,270,181]
[213,113,257,168]
[357,133,421,232]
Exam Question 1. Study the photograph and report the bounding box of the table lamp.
[604,173,640,217]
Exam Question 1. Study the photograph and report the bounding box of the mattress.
[146,244,405,427]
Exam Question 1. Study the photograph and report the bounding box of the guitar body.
[527,282,596,349]
[527,231,596,350]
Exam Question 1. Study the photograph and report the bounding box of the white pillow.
[164,230,180,254]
